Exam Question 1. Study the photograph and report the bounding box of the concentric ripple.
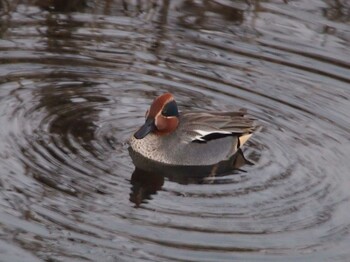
[1,1,350,261]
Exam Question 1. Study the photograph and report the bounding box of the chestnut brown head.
[134,93,179,139]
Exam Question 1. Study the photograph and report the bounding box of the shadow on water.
[34,0,86,12]
[177,0,244,29]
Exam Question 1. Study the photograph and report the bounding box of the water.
[0,0,350,261]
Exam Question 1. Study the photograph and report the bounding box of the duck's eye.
[162,100,179,117]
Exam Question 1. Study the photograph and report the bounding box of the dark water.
[1,0,350,261]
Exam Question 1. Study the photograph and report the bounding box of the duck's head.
[134,93,180,139]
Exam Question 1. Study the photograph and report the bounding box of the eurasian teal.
[129,93,258,167]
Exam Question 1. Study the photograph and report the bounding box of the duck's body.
[129,93,257,167]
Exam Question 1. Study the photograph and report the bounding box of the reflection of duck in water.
[129,93,259,206]
[129,149,253,207]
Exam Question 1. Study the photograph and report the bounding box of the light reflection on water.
[0,0,350,261]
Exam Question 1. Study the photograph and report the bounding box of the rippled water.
[1,0,350,261]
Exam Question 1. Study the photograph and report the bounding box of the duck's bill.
[134,118,155,139]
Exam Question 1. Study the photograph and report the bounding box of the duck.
[129,93,258,167]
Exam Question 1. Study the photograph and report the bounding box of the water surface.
[0,0,350,261]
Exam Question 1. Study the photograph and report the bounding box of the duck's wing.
[179,111,257,144]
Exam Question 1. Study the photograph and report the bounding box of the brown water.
[1,0,350,261]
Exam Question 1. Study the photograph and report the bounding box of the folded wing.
[180,111,257,146]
